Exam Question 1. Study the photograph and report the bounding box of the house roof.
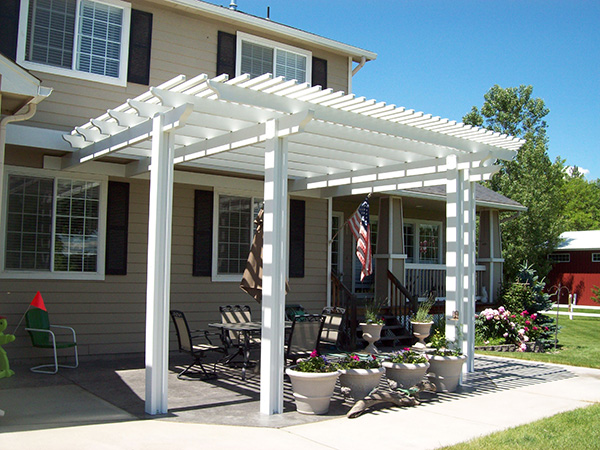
[401,184,526,211]
[557,231,600,251]
[158,0,377,63]
[0,53,52,115]
[62,73,525,197]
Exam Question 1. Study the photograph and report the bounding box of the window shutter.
[193,190,213,276]
[127,9,153,85]
[311,56,327,89]
[105,181,130,275]
[217,31,236,79]
[289,199,305,278]
[0,0,21,60]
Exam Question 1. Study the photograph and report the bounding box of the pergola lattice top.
[63,73,524,197]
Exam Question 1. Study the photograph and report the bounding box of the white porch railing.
[405,263,485,299]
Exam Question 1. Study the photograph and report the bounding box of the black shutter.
[289,199,305,278]
[127,9,153,85]
[311,56,327,89]
[105,181,130,275]
[193,190,213,276]
[0,0,20,60]
[217,31,236,79]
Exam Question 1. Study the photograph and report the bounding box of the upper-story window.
[592,253,600,263]
[548,253,570,263]
[236,32,311,83]
[17,0,131,86]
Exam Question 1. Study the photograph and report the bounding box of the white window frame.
[548,253,570,263]
[236,31,312,83]
[212,190,263,282]
[0,167,108,280]
[404,219,444,265]
[592,253,600,263]
[16,0,132,87]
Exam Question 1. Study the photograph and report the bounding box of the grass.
[440,403,600,449]
[476,315,600,369]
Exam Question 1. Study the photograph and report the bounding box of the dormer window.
[17,0,131,86]
[236,32,311,83]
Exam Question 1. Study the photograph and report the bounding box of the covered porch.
[59,72,524,415]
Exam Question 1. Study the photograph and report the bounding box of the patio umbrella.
[240,209,288,303]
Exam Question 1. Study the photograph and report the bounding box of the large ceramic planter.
[360,323,383,353]
[338,367,384,400]
[426,354,467,393]
[285,368,340,414]
[410,321,433,348]
[382,361,430,390]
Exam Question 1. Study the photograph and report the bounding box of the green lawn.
[440,403,600,450]
[476,315,600,369]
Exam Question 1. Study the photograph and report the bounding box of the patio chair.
[25,308,78,374]
[318,306,346,354]
[170,310,226,380]
[219,305,260,362]
[285,314,324,365]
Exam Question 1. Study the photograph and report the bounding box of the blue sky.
[216,0,599,180]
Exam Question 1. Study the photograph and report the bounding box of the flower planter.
[410,321,433,348]
[360,323,383,353]
[382,361,430,390]
[338,367,385,400]
[426,354,466,393]
[285,368,340,415]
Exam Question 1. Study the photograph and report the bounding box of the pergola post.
[462,171,476,373]
[260,119,288,415]
[145,113,175,415]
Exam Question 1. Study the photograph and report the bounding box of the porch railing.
[387,270,416,334]
[405,264,486,299]
[331,273,358,350]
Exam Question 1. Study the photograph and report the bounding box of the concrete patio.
[1,354,600,449]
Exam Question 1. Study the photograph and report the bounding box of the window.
[404,221,443,264]
[548,253,570,263]
[592,253,600,262]
[331,212,344,277]
[17,0,131,85]
[236,32,311,83]
[2,170,106,279]
[214,194,262,280]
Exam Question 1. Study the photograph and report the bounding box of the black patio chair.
[317,306,346,354]
[170,310,226,380]
[285,313,324,365]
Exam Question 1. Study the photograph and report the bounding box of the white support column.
[445,155,463,347]
[260,119,288,415]
[145,113,175,415]
[327,197,333,308]
[462,172,476,373]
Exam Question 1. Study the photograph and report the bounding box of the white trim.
[16,0,131,87]
[593,253,600,263]
[236,32,312,83]
[403,219,444,265]
[0,166,107,280]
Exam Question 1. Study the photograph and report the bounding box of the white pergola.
[63,73,525,415]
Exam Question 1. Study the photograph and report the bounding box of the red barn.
[547,231,600,306]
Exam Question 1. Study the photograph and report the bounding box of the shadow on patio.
[0,354,577,433]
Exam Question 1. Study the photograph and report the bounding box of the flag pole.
[12,306,30,334]
[328,193,371,244]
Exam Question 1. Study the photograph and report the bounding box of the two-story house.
[0,0,524,414]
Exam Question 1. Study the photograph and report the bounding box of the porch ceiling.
[62,73,525,196]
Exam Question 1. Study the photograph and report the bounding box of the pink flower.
[544,326,549,331]
[310,349,318,358]
[533,326,538,331]
[524,326,529,332]
[351,354,360,361]
[511,315,516,319]
[519,343,527,352]
[525,320,531,325]
[503,332,509,338]
[531,313,538,320]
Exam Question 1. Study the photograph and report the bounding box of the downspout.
[348,56,368,94]
[352,56,367,77]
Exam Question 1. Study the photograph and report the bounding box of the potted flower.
[285,350,340,414]
[337,353,384,400]
[410,293,436,348]
[360,298,386,353]
[426,330,466,393]
[382,348,430,390]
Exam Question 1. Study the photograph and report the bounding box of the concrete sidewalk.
[2,356,600,449]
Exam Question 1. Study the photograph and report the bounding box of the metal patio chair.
[25,308,78,374]
[219,305,261,364]
[318,306,346,354]
[285,313,324,365]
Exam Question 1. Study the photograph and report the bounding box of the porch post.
[327,197,333,307]
[462,172,476,373]
[445,155,463,351]
[260,119,288,415]
[145,113,175,415]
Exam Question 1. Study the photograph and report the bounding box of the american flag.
[348,196,372,281]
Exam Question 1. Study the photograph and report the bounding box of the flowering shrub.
[386,348,428,364]
[475,306,547,352]
[338,353,380,369]
[295,350,339,373]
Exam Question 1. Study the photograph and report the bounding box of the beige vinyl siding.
[2,177,327,362]
[22,0,351,131]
